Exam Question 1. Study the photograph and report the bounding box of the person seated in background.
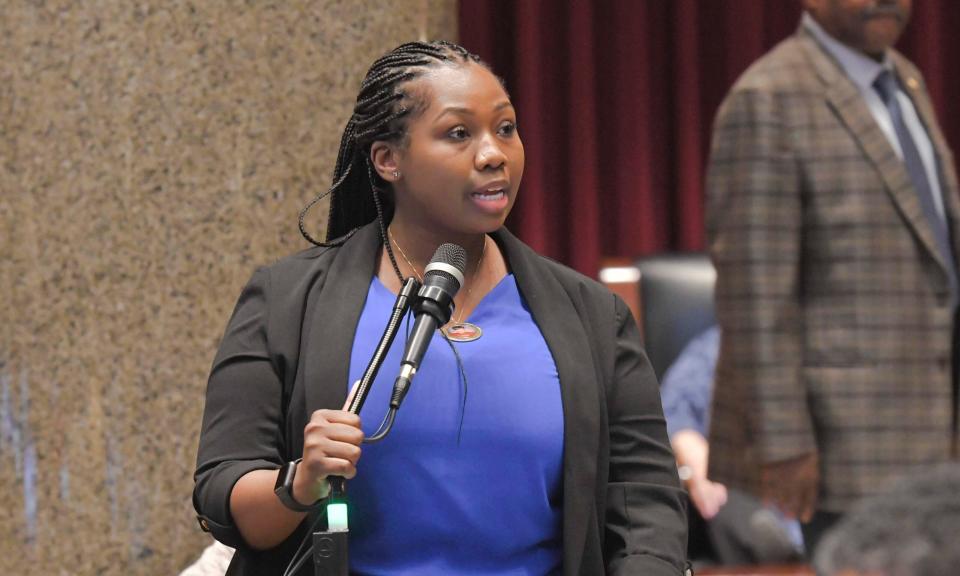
[814,463,960,576]
[660,325,803,566]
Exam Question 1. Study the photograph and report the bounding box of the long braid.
[298,40,484,261]
[367,161,402,281]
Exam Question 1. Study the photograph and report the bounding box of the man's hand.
[761,452,819,522]
[670,429,729,519]
[686,476,728,520]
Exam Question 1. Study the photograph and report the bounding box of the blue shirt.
[659,325,720,438]
[347,274,564,575]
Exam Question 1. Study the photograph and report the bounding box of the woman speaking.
[193,40,687,575]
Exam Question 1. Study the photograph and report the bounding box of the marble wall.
[0,1,456,573]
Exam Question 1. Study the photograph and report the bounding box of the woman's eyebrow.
[432,100,514,121]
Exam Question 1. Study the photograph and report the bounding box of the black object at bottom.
[313,529,348,576]
[801,510,842,560]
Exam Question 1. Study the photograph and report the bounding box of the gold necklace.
[452,238,486,325]
[388,228,423,283]
[388,228,486,342]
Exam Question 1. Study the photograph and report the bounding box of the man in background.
[706,0,959,554]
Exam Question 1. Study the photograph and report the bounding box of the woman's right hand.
[292,409,364,506]
[227,399,365,550]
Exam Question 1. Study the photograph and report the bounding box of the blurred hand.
[761,452,819,522]
[686,476,728,520]
[670,429,728,519]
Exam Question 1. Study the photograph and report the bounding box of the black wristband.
[274,458,325,512]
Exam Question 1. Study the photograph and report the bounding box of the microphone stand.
[348,277,421,415]
[312,277,419,576]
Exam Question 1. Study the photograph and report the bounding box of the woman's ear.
[370,141,402,183]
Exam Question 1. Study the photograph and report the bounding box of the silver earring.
[392,169,401,179]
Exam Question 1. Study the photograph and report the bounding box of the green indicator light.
[326,502,349,532]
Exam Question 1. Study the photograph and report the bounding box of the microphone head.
[423,243,467,293]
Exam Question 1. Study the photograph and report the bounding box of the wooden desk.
[696,565,814,576]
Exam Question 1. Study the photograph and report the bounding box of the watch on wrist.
[274,458,324,512]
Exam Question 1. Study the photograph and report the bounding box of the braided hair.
[298,40,484,277]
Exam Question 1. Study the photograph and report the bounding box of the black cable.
[358,313,415,442]
[362,407,398,443]
[284,542,313,576]
[360,324,469,444]
[281,511,326,576]
[439,329,469,445]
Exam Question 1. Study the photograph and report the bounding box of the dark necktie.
[873,69,957,304]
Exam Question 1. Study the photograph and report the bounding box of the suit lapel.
[303,224,381,414]
[494,229,600,576]
[799,31,949,273]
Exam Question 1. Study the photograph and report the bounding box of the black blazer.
[194,222,687,575]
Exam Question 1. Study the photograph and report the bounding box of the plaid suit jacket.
[706,25,960,511]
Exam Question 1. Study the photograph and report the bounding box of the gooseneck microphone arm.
[301,277,419,576]
[301,243,466,576]
[347,276,420,417]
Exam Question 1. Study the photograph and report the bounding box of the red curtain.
[459,0,960,276]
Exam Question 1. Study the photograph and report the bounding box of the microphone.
[389,242,467,409]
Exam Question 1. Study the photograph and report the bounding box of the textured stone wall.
[0,1,456,574]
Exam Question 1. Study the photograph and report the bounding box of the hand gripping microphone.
[389,242,467,410]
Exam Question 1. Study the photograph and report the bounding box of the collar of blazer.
[796,24,959,274]
[300,221,602,574]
